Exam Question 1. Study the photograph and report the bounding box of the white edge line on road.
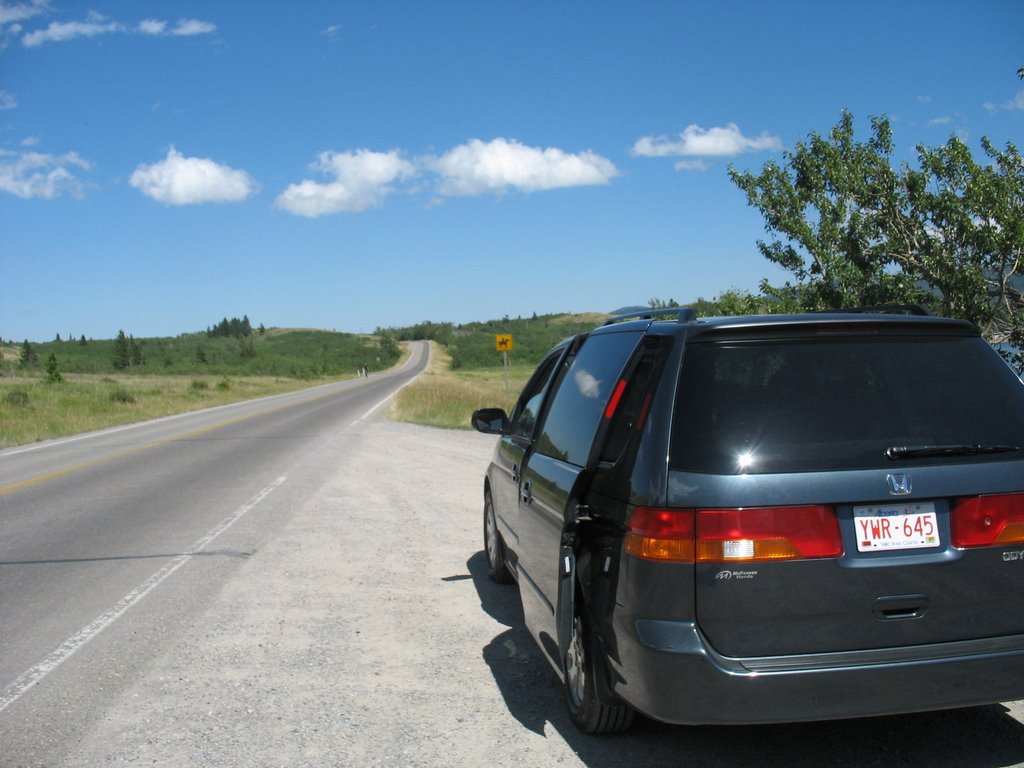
[0,475,287,715]
[350,351,426,427]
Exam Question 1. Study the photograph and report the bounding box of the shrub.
[109,387,137,404]
[5,389,30,407]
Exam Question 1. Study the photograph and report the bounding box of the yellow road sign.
[495,334,513,352]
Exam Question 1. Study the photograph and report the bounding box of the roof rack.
[604,307,697,326]
[826,304,934,316]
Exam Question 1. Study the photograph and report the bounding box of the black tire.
[483,491,513,584]
[564,605,635,734]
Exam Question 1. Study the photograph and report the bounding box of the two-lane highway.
[0,341,428,762]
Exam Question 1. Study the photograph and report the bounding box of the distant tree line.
[207,315,264,339]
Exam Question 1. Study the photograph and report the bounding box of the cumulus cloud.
[0,149,92,199]
[425,137,619,196]
[632,123,782,164]
[130,147,257,205]
[0,89,15,110]
[276,149,416,217]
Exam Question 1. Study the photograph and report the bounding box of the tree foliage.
[45,352,64,383]
[20,340,37,367]
[729,111,1023,370]
[207,316,254,339]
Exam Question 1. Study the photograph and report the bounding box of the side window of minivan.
[536,331,643,467]
[509,349,563,441]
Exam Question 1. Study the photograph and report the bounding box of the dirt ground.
[64,420,1024,767]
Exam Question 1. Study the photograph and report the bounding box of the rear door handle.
[520,480,533,505]
[511,464,520,483]
[873,594,929,620]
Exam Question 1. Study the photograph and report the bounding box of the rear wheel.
[483,492,513,583]
[564,605,635,733]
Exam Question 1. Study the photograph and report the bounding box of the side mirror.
[472,407,509,435]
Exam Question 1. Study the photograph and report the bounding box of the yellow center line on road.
[0,382,362,497]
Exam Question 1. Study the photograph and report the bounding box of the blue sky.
[1,1,1021,342]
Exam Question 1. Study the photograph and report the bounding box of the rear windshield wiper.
[886,444,1020,460]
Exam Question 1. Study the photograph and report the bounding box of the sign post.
[495,335,513,398]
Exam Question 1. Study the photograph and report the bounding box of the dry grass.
[391,344,529,430]
[0,373,338,448]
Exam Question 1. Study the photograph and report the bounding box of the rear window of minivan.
[670,334,1024,475]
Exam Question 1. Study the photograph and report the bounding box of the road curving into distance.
[2,337,1024,767]
[0,342,428,763]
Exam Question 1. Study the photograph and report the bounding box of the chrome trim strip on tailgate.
[739,634,1024,673]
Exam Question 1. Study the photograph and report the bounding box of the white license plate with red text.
[854,502,939,552]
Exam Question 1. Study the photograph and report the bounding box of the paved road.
[3,339,1024,767]
[0,343,428,764]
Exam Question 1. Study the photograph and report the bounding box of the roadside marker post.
[495,335,513,398]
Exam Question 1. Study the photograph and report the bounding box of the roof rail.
[604,307,698,326]
[827,304,934,317]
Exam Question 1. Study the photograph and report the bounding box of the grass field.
[0,373,345,449]
[0,341,520,448]
[390,344,530,430]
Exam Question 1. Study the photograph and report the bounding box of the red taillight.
[624,505,842,563]
[625,507,696,562]
[697,506,842,561]
[951,493,1024,548]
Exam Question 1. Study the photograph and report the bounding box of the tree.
[129,335,144,367]
[20,340,37,367]
[648,298,680,309]
[113,330,131,370]
[45,352,64,383]
[730,111,1023,370]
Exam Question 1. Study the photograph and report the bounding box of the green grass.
[0,314,604,445]
[391,344,531,430]
[5,328,400,378]
[0,373,337,448]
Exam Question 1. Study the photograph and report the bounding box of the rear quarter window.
[536,331,642,467]
[671,334,1024,475]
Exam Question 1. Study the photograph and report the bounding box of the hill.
[382,312,610,370]
[3,329,401,380]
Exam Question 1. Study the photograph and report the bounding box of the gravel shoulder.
[65,420,1024,767]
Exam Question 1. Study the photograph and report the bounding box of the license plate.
[854,502,939,552]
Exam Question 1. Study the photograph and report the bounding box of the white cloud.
[984,89,1024,113]
[0,89,15,110]
[138,19,166,35]
[425,137,619,196]
[0,0,48,26]
[23,16,122,46]
[926,116,953,127]
[632,123,782,160]
[22,12,214,46]
[171,19,216,36]
[0,149,92,199]
[130,147,257,205]
[276,149,415,217]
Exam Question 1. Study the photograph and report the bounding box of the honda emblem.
[887,473,912,496]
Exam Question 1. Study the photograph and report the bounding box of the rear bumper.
[610,618,1024,725]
